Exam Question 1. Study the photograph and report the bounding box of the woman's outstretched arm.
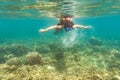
[39,25,58,32]
[73,25,91,29]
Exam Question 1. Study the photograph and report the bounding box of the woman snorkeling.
[39,15,91,34]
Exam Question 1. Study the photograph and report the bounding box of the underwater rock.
[91,74,102,80]
[0,54,15,64]
[34,45,50,54]
[46,65,55,71]
[6,57,21,66]
[110,49,120,59]
[88,36,102,46]
[111,49,119,54]
[0,46,6,54]
[24,52,42,65]
[4,54,15,59]
[0,46,8,63]
[112,75,120,80]
[49,44,66,71]
[0,54,6,64]
[5,44,29,57]
[0,74,2,80]
[5,65,18,71]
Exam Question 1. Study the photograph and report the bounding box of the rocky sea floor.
[0,37,120,80]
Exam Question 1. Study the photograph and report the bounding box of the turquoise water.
[0,0,120,42]
[0,15,120,43]
[0,0,120,79]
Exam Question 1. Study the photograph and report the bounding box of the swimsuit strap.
[64,26,73,31]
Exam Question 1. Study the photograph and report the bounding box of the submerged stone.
[6,57,21,66]
[112,75,120,80]
[24,52,42,65]
[88,37,102,46]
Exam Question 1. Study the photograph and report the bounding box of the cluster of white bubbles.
[61,29,85,48]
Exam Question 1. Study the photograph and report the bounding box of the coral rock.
[92,74,102,80]
[24,52,42,65]
[6,57,21,66]
[112,75,120,80]
[88,37,102,46]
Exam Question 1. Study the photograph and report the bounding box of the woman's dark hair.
[61,14,72,18]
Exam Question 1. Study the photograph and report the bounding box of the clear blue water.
[0,0,120,43]
[0,15,120,42]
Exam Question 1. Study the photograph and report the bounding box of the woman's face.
[65,17,72,21]
[61,17,71,21]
